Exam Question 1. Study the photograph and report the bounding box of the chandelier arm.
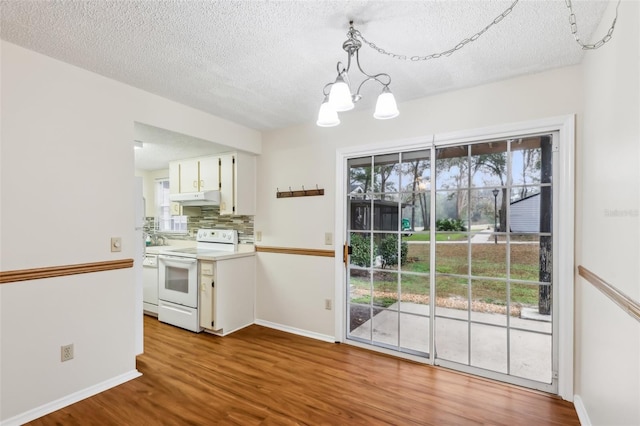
[335,60,350,76]
[353,77,375,100]
[322,82,334,96]
[352,76,385,100]
[353,49,390,85]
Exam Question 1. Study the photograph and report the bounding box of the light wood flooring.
[28,315,579,425]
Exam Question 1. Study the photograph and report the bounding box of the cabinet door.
[219,152,256,216]
[198,156,219,192]
[219,154,235,214]
[199,261,217,330]
[180,160,200,193]
[169,162,180,194]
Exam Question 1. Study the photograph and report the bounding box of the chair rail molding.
[578,265,640,323]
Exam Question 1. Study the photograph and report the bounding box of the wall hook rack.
[277,185,324,198]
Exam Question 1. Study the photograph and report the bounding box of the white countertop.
[196,250,255,261]
[146,242,255,259]
[144,245,179,255]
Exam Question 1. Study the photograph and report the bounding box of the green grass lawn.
[350,242,543,307]
[403,233,470,242]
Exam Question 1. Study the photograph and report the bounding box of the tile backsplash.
[145,206,254,244]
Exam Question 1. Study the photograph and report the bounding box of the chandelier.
[316,1,621,127]
[316,21,399,127]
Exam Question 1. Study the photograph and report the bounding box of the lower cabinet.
[199,255,255,336]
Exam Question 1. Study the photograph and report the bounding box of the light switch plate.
[324,232,333,245]
[111,237,122,252]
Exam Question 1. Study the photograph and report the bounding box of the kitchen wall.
[574,1,640,424]
[0,40,260,424]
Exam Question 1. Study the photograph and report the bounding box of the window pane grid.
[346,134,554,389]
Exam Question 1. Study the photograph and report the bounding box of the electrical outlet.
[325,299,332,310]
[324,232,333,245]
[110,237,122,252]
[61,344,74,362]
[256,231,262,242]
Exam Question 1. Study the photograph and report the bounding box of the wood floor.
[29,316,579,425]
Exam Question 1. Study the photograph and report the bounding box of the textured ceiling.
[1,1,613,169]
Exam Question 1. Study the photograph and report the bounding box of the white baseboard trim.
[573,395,591,426]
[254,319,335,343]
[1,369,142,426]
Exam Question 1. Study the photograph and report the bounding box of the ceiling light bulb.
[373,87,399,120]
[328,74,354,112]
[316,96,340,127]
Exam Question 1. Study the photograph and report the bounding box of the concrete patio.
[350,302,552,383]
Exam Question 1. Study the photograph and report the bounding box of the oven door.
[158,255,198,308]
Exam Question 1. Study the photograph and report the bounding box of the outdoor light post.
[492,188,499,244]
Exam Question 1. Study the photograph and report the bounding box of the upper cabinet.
[199,157,219,192]
[169,152,256,216]
[169,156,220,194]
[219,152,256,216]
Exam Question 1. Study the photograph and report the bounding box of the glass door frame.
[333,115,575,400]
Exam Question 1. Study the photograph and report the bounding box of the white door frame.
[334,115,575,401]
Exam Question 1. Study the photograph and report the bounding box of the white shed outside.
[510,193,540,232]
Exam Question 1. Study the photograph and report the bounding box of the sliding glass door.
[345,134,557,393]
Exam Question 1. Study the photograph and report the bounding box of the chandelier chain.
[355,0,621,61]
[354,0,519,61]
[566,0,620,50]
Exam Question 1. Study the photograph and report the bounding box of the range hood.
[169,190,220,206]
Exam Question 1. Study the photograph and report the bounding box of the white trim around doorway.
[334,114,575,401]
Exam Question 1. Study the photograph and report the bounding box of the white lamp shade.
[373,88,399,120]
[316,98,340,127]
[328,75,354,112]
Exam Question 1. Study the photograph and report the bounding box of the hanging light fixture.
[315,2,621,127]
[317,21,398,127]
[316,94,340,127]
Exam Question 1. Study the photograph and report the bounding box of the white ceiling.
[1,0,613,169]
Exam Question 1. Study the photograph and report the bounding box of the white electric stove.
[157,229,238,332]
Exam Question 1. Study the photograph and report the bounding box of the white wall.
[256,65,584,337]
[0,41,260,423]
[575,1,640,424]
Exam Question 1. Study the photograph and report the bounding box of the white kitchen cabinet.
[198,156,219,192]
[169,156,220,194]
[199,256,255,336]
[180,160,200,193]
[218,152,256,216]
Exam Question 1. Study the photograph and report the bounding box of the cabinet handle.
[200,180,204,188]
[193,180,198,188]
